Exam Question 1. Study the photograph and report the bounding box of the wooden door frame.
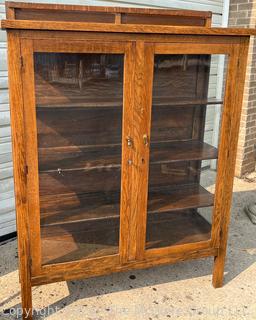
[131,40,249,278]
[19,37,136,278]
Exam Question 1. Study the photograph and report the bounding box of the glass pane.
[34,53,124,265]
[146,54,227,250]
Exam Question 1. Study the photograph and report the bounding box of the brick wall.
[229,0,256,177]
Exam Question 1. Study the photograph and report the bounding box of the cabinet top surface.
[1,1,256,36]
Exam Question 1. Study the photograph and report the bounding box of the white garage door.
[0,0,226,237]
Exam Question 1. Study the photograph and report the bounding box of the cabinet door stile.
[21,38,42,275]
[119,41,136,263]
[130,41,154,261]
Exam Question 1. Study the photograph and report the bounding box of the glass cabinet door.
[30,43,131,266]
[145,52,227,252]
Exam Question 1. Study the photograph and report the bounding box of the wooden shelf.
[41,215,120,265]
[38,140,218,172]
[150,140,218,164]
[37,98,223,109]
[40,184,214,226]
[38,143,122,171]
[35,78,124,109]
[146,210,211,250]
[40,191,120,226]
[41,208,211,265]
[152,97,223,107]
[148,184,214,214]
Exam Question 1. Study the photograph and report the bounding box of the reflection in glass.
[146,54,227,250]
[34,53,124,265]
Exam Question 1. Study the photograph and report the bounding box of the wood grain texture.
[31,247,217,286]
[17,30,245,46]
[7,31,32,320]
[20,38,136,281]
[21,39,42,276]
[5,2,212,19]
[5,5,15,19]
[40,209,212,265]
[12,9,209,27]
[154,43,233,54]
[121,13,208,27]
[212,38,250,288]
[40,191,121,226]
[35,40,133,267]
[1,20,256,36]
[36,160,203,202]
[148,185,214,214]
[38,140,217,172]
[33,39,126,53]
[35,106,205,148]
[130,42,154,261]
[39,184,213,227]
[16,9,116,24]
[5,5,254,315]
[146,210,211,250]
[145,239,212,259]
[41,217,120,265]
[119,42,135,263]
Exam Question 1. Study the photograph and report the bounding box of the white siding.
[0,0,225,236]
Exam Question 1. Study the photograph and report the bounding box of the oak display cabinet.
[2,2,256,319]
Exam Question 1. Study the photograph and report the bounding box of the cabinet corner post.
[7,31,33,319]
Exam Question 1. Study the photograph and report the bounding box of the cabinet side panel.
[212,38,250,287]
[7,31,32,318]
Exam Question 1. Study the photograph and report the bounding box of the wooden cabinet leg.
[21,278,33,320]
[212,225,229,288]
[212,249,226,288]
[212,194,232,287]
[20,268,33,320]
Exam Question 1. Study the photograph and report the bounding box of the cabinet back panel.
[15,9,207,27]
[39,168,121,196]
[122,14,206,27]
[149,161,199,191]
[37,106,195,150]
[37,108,123,148]
[39,161,197,197]
[152,55,208,100]
[151,106,194,142]
[16,9,116,23]
[38,145,122,171]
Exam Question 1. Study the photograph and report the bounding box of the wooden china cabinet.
[1,2,256,319]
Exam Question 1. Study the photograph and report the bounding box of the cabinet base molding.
[31,247,218,286]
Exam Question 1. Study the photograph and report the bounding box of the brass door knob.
[143,134,149,146]
[126,136,133,147]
